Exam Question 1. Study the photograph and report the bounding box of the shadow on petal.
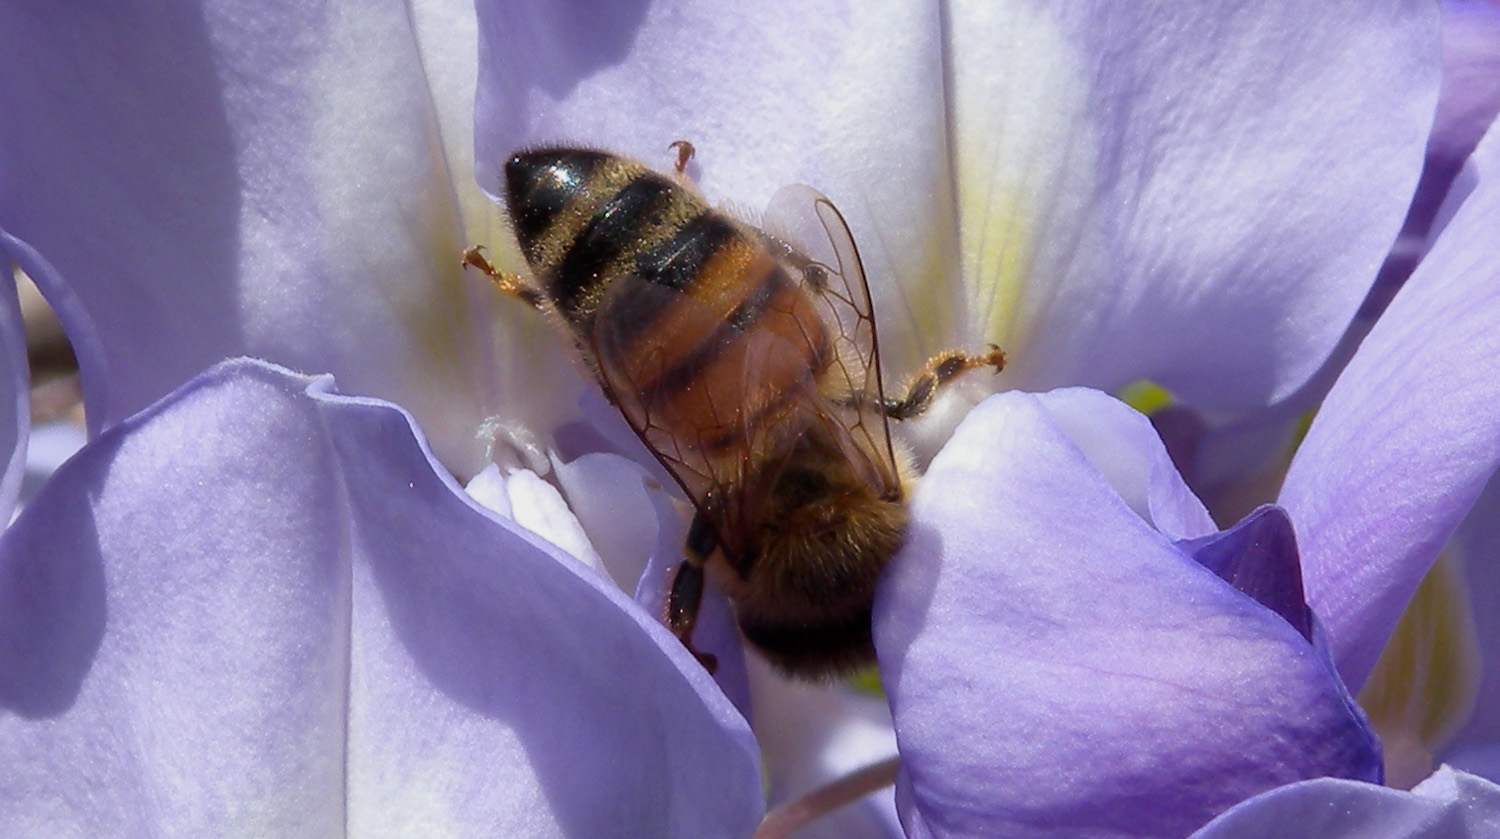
[480,0,651,98]
[0,6,244,431]
[315,389,763,837]
[0,476,107,717]
[1179,505,1313,643]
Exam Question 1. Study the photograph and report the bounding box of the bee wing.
[760,184,901,496]
[591,276,813,557]
[590,279,721,497]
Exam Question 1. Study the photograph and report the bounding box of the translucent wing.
[591,189,900,564]
[591,270,824,558]
[760,184,901,499]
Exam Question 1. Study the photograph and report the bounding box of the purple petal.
[877,391,1379,839]
[486,448,757,713]
[1033,388,1216,541]
[952,0,1440,410]
[634,487,751,715]
[0,230,107,433]
[15,421,86,513]
[1156,398,1315,529]
[1444,471,1500,754]
[1179,505,1312,643]
[1415,0,1500,241]
[1280,119,1500,691]
[0,3,500,472]
[749,659,902,839]
[0,233,29,522]
[0,359,762,835]
[1192,766,1500,838]
[1448,744,1500,784]
[1433,1,1500,165]
[552,451,665,592]
[1371,0,1500,309]
[311,374,761,833]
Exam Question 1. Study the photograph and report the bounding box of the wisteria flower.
[2,0,1495,837]
[1379,0,1500,296]
[1182,115,1500,838]
[1138,0,1500,799]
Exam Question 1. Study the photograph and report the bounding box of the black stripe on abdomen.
[597,212,743,349]
[549,173,679,320]
[504,149,609,259]
[635,212,741,292]
[642,264,796,401]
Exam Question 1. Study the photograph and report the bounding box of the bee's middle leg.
[461,246,545,309]
[878,347,1007,421]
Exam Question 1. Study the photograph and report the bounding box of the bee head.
[728,464,908,679]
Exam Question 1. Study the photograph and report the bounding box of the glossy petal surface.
[951,0,1438,408]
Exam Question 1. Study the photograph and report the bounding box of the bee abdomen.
[504,148,611,255]
[547,175,680,318]
[506,148,834,466]
[505,148,703,326]
[605,236,833,454]
[634,212,743,294]
[600,212,745,351]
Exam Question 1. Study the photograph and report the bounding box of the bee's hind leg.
[666,510,719,674]
[668,140,696,182]
[461,246,545,310]
[879,346,1007,421]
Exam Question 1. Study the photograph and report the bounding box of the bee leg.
[668,140,696,182]
[879,346,1007,421]
[667,562,719,673]
[666,510,719,673]
[461,245,545,309]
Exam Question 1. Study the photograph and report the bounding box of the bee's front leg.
[666,510,719,673]
[879,347,1007,421]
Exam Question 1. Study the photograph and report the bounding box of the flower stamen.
[753,756,900,839]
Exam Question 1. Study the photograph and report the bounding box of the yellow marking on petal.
[847,666,885,699]
[1290,407,1316,450]
[406,189,478,371]
[957,168,1032,351]
[946,5,1096,364]
[893,216,964,374]
[1117,380,1175,416]
[1358,551,1481,789]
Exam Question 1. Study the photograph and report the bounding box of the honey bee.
[464,143,1003,679]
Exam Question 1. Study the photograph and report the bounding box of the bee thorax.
[727,470,908,679]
